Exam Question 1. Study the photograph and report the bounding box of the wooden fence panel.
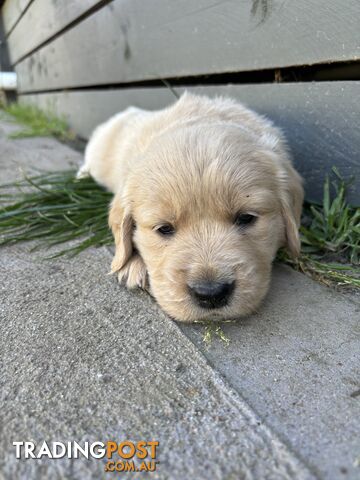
[14,0,360,93]
[20,81,360,205]
[6,0,103,64]
[2,0,32,35]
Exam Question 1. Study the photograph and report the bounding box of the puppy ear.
[108,194,134,272]
[280,165,304,258]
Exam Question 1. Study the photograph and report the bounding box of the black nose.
[188,280,235,309]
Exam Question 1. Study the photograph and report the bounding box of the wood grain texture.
[14,0,360,92]
[1,0,32,35]
[6,0,103,64]
[20,81,360,205]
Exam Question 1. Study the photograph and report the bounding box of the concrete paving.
[180,266,360,479]
[0,117,359,479]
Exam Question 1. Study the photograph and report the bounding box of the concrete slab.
[0,113,81,183]
[0,121,313,479]
[180,266,360,479]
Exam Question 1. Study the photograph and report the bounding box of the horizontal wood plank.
[6,0,103,64]
[20,81,360,205]
[15,0,360,93]
[1,0,32,35]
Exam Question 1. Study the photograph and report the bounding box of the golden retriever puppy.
[78,92,303,322]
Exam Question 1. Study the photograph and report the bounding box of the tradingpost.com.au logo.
[13,440,159,473]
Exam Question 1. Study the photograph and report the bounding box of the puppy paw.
[116,254,148,290]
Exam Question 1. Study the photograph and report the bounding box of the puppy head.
[110,123,303,322]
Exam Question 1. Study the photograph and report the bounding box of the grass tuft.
[3,103,74,140]
[301,167,359,264]
[0,170,113,257]
[279,168,359,288]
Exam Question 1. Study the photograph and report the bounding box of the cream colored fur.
[78,92,303,322]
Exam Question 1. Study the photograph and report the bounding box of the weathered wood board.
[20,81,360,205]
[6,0,103,64]
[15,0,360,93]
[2,0,31,35]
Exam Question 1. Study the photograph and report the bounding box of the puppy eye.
[156,223,175,236]
[234,213,257,227]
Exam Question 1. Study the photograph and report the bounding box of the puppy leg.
[117,254,148,290]
[108,193,148,290]
[76,107,145,191]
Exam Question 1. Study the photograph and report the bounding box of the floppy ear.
[279,165,304,258]
[108,193,134,273]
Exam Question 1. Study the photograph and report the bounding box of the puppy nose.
[188,280,235,309]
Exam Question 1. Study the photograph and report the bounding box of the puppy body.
[79,92,303,322]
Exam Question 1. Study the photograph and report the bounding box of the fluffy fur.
[78,92,303,322]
